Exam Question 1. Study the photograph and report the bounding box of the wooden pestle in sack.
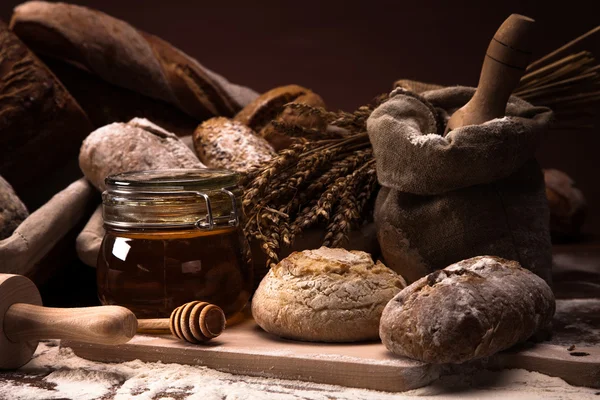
[445,14,536,133]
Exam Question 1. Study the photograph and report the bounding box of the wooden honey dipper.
[137,301,226,344]
[0,273,138,370]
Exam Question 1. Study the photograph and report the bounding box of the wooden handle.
[4,303,137,345]
[446,14,536,132]
[137,318,170,333]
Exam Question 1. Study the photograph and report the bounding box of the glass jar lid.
[102,169,242,231]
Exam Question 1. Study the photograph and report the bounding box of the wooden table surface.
[1,241,598,399]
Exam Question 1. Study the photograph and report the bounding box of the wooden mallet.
[0,273,137,370]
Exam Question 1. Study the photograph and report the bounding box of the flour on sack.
[408,132,444,147]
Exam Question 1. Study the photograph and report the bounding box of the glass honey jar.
[97,169,252,319]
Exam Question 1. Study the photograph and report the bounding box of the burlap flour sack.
[367,86,553,284]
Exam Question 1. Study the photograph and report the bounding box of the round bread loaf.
[193,117,275,172]
[252,247,406,342]
[79,118,205,191]
[379,256,555,364]
[0,176,29,240]
[234,84,326,151]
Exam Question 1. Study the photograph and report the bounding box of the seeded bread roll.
[235,85,326,151]
[193,117,275,172]
[79,118,205,191]
[252,247,406,342]
[379,256,555,364]
[0,176,29,240]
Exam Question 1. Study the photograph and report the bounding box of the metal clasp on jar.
[194,189,239,230]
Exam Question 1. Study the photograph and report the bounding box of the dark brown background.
[2,0,599,233]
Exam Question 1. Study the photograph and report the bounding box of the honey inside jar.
[97,169,253,319]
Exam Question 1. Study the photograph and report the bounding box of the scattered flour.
[0,340,596,400]
[552,299,600,346]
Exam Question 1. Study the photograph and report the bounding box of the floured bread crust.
[379,256,555,364]
[193,117,275,172]
[79,118,205,191]
[252,247,406,342]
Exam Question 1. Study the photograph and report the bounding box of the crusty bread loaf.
[193,117,275,172]
[10,1,257,120]
[252,247,406,342]
[235,85,326,150]
[79,118,205,191]
[0,19,93,208]
[544,169,586,238]
[0,176,28,240]
[379,256,555,364]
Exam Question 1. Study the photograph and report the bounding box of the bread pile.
[0,1,331,270]
[1,0,258,213]
[0,2,559,367]
[252,249,555,364]
[194,84,326,171]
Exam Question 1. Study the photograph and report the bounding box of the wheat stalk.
[514,25,600,129]
[242,97,385,270]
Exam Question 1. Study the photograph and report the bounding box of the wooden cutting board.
[64,312,600,393]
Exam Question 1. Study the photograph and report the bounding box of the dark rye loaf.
[379,256,555,364]
[40,57,200,137]
[0,20,93,208]
[10,1,257,120]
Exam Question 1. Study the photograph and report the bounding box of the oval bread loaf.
[235,84,326,151]
[193,117,275,172]
[79,118,205,191]
[379,256,555,364]
[252,247,406,342]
